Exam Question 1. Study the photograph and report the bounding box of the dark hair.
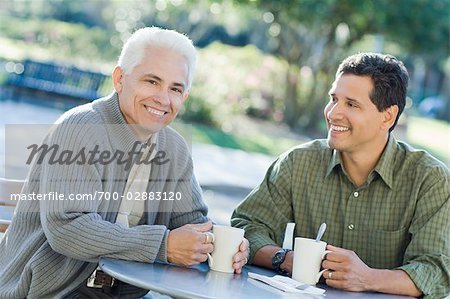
[336,53,409,132]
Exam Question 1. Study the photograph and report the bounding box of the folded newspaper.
[248,272,326,296]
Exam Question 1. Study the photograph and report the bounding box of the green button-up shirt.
[231,137,450,298]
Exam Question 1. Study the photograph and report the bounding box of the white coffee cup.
[292,237,331,285]
[207,225,244,273]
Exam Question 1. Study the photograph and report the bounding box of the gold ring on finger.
[204,232,214,244]
[203,233,209,244]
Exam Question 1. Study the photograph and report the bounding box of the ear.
[382,105,399,131]
[112,66,124,93]
[182,91,189,103]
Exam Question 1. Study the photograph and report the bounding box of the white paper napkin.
[282,222,296,250]
[248,272,326,296]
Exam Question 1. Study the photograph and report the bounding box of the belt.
[87,269,117,288]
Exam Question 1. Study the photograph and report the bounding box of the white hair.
[117,27,197,90]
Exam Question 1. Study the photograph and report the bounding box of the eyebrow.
[143,73,186,90]
[329,93,361,105]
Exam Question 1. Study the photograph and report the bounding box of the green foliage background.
[0,0,448,140]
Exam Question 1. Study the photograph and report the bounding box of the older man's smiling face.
[113,46,189,135]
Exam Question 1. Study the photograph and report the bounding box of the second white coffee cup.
[207,225,244,273]
[292,237,331,285]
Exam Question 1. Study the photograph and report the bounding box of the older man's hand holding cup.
[167,222,249,274]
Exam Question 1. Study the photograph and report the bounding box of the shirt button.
[348,224,355,230]
[353,191,359,198]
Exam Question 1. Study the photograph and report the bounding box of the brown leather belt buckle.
[87,269,115,288]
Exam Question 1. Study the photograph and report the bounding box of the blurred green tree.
[2,0,448,130]
[234,0,449,132]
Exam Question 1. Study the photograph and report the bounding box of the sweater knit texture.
[0,93,208,298]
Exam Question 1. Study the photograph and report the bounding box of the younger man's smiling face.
[324,73,394,156]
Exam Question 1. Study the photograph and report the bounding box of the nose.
[325,101,342,121]
[153,89,170,106]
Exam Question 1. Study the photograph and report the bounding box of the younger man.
[232,53,449,298]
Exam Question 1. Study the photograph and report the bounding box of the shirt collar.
[371,135,397,189]
[325,149,342,177]
[324,135,397,189]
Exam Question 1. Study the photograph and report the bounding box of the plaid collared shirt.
[232,136,450,298]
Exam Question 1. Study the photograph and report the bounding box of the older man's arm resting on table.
[164,159,250,272]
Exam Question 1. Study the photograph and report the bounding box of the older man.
[232,53,449,298]
[0,27,248,299]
